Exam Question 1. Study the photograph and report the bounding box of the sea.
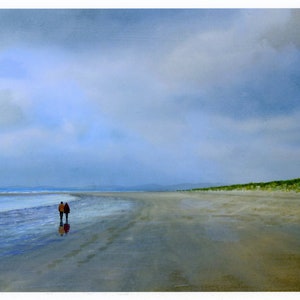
[0,190,136,258]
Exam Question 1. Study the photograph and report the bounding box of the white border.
[1,2,300,300]
[0,0,299,9]
[2,292,300,300]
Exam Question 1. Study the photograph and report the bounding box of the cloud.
[265,10,300,49]
[0,9,299,187]
[0,90,27,130]
[0,57,26,79]
[155,10,300,118]
[0,10,239,50]
[187,111,300,183]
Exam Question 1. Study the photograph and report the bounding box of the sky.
[0,8,300,188]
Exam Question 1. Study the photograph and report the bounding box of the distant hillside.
[0,182,219,193]
[190,178,300,193]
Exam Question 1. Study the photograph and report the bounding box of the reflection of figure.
[58,222,65,236]
[58,202,64,222]
[64,222,70,234]
[58,222,71,236]
[64,202,70,222]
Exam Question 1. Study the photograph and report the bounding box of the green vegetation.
[191,178,300,193]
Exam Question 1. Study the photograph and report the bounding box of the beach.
[0,190,300,292]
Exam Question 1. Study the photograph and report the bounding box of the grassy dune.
[191,178,300,192]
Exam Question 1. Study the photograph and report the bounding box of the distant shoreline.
[0,189,299,196]
[0,178,299,195]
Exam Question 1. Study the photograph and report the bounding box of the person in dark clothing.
[64,202,70,222]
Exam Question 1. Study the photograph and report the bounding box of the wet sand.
[1,191,300,292]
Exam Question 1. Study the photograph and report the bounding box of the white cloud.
[157,10,292,91]
[0,90,26,129]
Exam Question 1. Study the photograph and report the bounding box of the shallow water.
[0,193,74,212]
[0,193,135,257]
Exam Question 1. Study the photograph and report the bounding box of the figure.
[64,222,70,234]
[64,202,70,222]
[58,201,64,222]
[58,222,65,236]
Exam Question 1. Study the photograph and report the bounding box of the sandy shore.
[1,191,300,292]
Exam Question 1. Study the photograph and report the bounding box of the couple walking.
[58,201,70,222]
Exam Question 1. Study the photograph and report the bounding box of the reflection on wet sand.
[58,222,71,236]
